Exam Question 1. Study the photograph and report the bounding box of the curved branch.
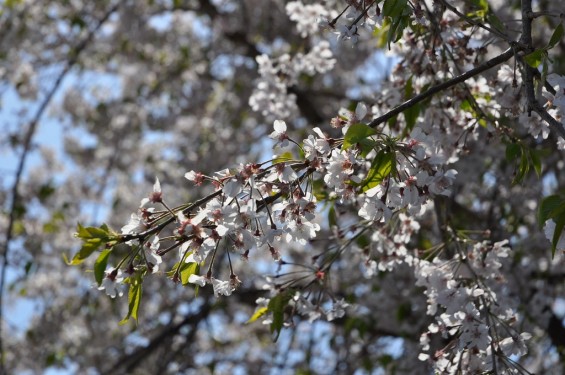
[101,300,213,375]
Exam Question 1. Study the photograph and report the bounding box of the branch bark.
[520,0,565,140]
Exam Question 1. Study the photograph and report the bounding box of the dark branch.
[368,48,515,128]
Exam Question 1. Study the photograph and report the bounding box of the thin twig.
[528,11,565,19]
[437,0,519,47]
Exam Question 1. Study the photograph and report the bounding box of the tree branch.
[519,0,565,140]
[368,48,515,128]
[102,300,213,375]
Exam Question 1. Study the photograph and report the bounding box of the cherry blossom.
[5,0,565,374]
[98,268,125,299]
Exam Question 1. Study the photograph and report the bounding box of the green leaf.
[547,202,565,220]
[343,123,377,150]
[508,143,543,185]
[505,143,520,160]
[273,151,294,164]
[311,178,329,201]
[378,354,394,367]
[38,183,56,202]
[523,49,545,68]
[511,144,533,186]
[246,306,268,324]
[360,151,395,191]
[529,148,542,177]
[120,274,143,325]
[358,138,378,158]
[546,23,564,50]
[344,316,369,338]
[166,262,180,279]
[552,213,565,258]
[356,234,370,249]
[404,76,414,98]
[382,0,408,18]
[396,302,411,322]
[67,238,104,265]
[94,249,112,286]
[75,223,115,240]
[539,195,562,225]
[403,103,420,132]
[469,0,489,18]
[486,12,505,34]
[4,0,23,9]
[459,99,472,112]
[516,149,530,183]
[401,76,420,132]
[328,204,337,228]
[386,15,410,47]
[70,15,86,29]
[267,290,293,341]
[373,18,390,48]
[180,262,199,285]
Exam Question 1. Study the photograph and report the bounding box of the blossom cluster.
[249,41,336,120]
[114,153,322,297]
[80,1,565,371]
[285,1,329,38]
[497,67,565,149]
[99,107,464,312]
[416,240,531,373]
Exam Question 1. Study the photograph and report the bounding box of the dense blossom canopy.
[2,0,565,374]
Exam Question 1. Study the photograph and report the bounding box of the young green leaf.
[523,49,545,68]
[343,123,377,150]
[528,148,542,177]
[382,0,408,18]
[551,213,565,258]
[180,262,199,285]
[360,151,395,192]
[246,306,268,324]
[403,103,420,132]
[267,290,293,341]
[119,275,143,325]
[328,203,337,228]
[405,76,414,98]
[486,12,505,34]
[505,143,520,161]
[386,15,410,47]
[538,195,562,225]
[94,249,112,285]
[67,238,104,265]
[69,223,118,265]
[166,262,181,279]
[546,23,564,50]
[75,223,112,240]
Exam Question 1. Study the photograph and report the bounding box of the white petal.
[188,274,208,286]
[185,170,196,181]
[312,127,326,139]
[224,180,242,198]
[273,119,287,133]
[355,102,367,120]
